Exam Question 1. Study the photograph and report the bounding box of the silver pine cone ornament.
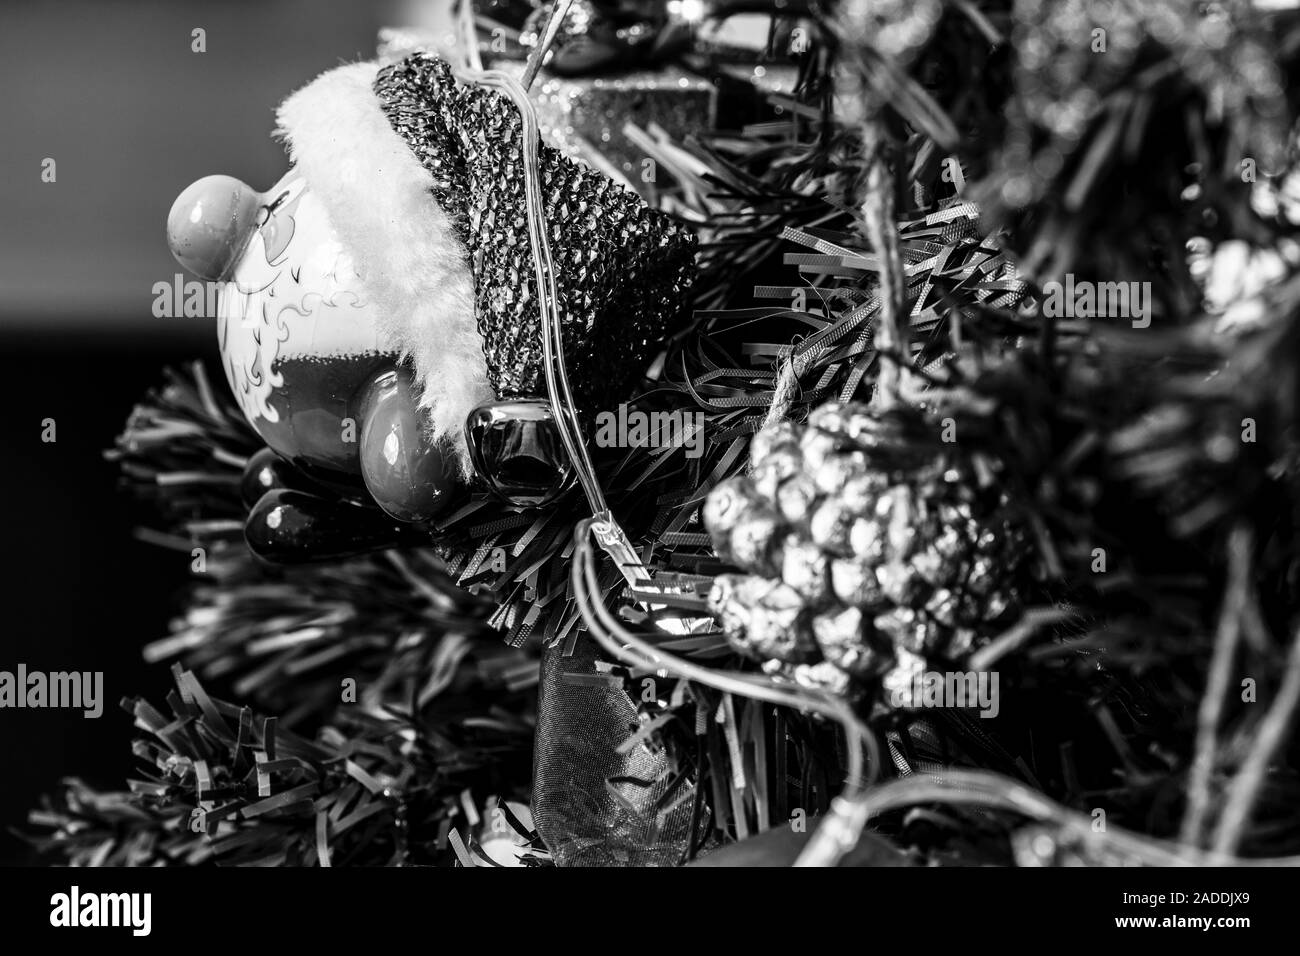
[704,401,1029,700]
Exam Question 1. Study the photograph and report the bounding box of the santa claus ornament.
[167,50,696,559]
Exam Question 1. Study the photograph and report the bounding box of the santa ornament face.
[166,53,695,556]
[173,171,398,491]
[168,167,458,519]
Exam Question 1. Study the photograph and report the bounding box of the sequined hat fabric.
[374,54,697,415]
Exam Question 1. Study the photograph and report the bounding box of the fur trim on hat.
[274,61,492,474]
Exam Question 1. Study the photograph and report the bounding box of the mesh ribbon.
[532,634,695,865]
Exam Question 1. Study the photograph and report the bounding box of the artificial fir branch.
[28,667,541,867]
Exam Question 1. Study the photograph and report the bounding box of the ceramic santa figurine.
[167,52,695,544]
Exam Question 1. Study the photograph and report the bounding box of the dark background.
[0,0,446,864]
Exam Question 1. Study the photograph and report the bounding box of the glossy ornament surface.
[239,445,377,510]
[358,367,460,522]
[245,489,429,564]
[466,399,574,508]
[166,175,262,281]
[240,446,313,507]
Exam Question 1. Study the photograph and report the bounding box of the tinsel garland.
[28,668,542,867]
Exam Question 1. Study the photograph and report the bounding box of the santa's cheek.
[357,367,461,522]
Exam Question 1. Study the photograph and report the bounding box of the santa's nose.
[166,175,261,281]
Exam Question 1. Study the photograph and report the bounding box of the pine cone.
[705,401,1028,696]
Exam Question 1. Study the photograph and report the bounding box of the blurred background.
[0,0,452,863]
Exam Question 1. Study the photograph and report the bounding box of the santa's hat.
[273,53,697,467]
